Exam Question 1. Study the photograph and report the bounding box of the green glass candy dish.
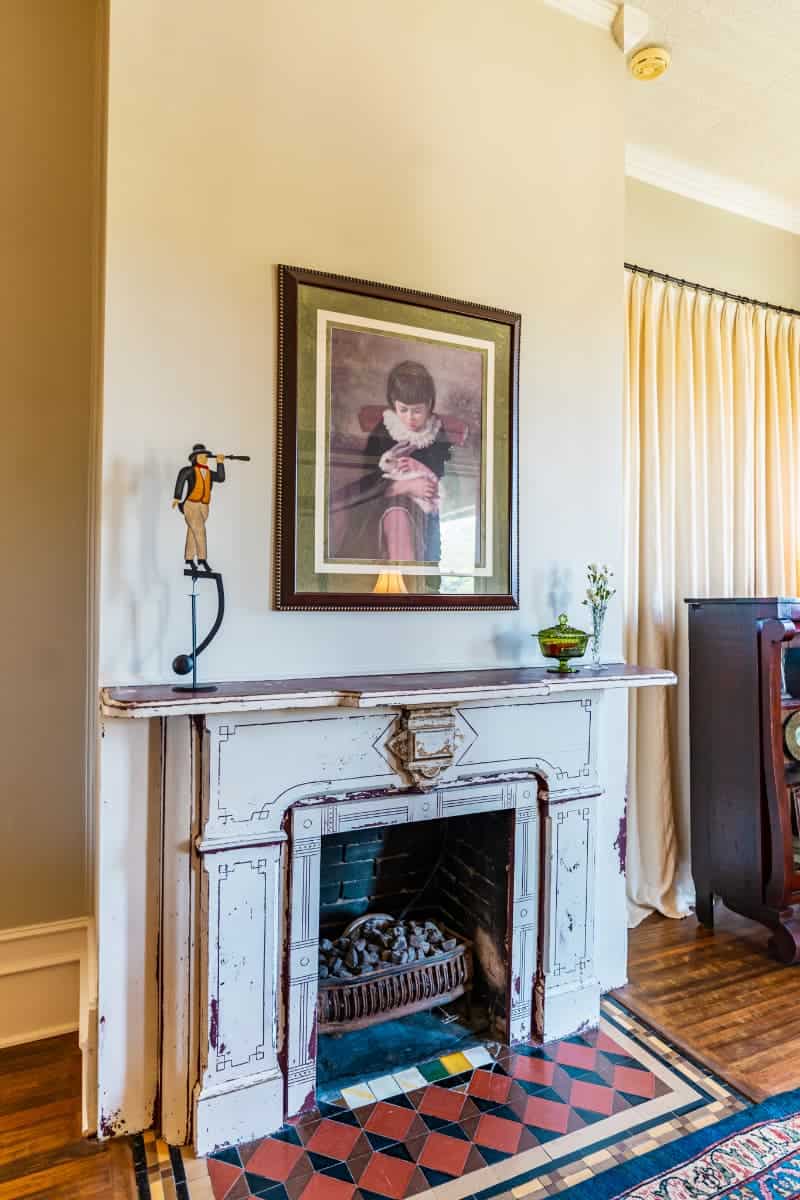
[536,613,590,674]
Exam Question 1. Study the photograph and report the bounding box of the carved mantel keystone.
[387,706,463,789]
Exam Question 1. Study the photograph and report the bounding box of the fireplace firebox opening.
[315,810,513,1096]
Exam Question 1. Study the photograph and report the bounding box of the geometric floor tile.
[142,998,749,1200]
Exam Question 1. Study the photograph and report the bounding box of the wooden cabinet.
[687,597,800,962]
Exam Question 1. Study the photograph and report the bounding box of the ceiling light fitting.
[629,45,671,81]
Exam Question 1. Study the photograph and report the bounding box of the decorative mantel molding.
[386,706,463,789]
[101,663,675,720]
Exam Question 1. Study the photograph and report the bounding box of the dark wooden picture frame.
[275,264,520,611]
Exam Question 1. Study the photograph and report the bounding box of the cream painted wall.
[626,178,800,311]
[0,1,103,930]
[96,5,629,1128]
[100,0,625,686]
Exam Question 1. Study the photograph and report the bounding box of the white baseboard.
[0,917,90,1049]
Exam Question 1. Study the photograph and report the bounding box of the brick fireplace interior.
[316,811,513,1095]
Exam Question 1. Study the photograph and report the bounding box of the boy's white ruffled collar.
[383,407,441,448]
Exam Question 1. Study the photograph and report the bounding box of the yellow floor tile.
[441,1051,471,1075]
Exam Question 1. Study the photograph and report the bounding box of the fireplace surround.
[94,665,675,1155]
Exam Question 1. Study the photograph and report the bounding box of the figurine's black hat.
[188,443,210,461]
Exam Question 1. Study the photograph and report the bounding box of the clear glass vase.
[590,606,606,671]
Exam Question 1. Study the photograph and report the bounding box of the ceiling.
[626,0,800,218]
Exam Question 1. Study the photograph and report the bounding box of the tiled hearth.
[181,1000,744,1200]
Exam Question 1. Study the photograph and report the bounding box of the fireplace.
[95,665,676,1153]
[312,812,513,1091]
[286,782,541,1117]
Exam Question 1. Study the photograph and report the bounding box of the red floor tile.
[555,1043,597,1070]
[227,1176,253,1200]
[467,1069,512,1104]
[202,1022,689,1200]
[365,1101,417,1141]
[356,1151,418,1199]
[523,1095,571,1134]
[405,1166,432,1197]
[473,1112,523,1154]
[569,1080,616,1116]
[417,1085,467,1122]
[398,1134,429,1166]
[237,1140,262,1167]
[295,1118,323,1147]
[298,1173,357,1200]
[245,1137,308,1182]
[417,1130,472,1176]
[305,1118,362,1160]
[613,1065,657,1098]
[207,1157,244,1199]
[510,1055,555,1085]
[597,1031,627,1056]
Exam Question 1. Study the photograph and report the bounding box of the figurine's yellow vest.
[187,465,211,504]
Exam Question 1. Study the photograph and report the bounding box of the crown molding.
[542,0,617,33]
[626,143,800,238]
[612,4,649,52]
[542,1,650,53]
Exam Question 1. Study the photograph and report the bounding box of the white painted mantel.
[94,664,674,1154]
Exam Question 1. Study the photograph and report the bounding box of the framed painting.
[275,265,519,610]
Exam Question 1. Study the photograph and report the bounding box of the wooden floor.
[618,903,800,1102]
[4,908,800,1198]
[0,1034,135,1200]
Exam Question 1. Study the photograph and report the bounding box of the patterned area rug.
[132,999,748,1199]
[554,1090,800,1199]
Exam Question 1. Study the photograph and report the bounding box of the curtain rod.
[625,262,800,321]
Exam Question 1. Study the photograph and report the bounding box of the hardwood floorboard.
[616,903,800,1102]
[0,1033,136,1199]
[4,904,799,1195]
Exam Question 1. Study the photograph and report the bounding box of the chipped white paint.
[538,797,599,1041]
[386,706,464,790]
[206,710,397,839]
[95,718,161,1139]
[160,717,201,1145]
[194,842,283,1152]
[94,668,676,1152]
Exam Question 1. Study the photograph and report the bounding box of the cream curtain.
[624,269,800,926]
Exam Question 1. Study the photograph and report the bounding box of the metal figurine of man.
[172,443,226,572]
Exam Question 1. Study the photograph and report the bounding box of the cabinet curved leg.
[695,890,715,929]
[768,917,800,965]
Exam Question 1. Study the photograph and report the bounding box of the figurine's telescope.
[216,453,251,461]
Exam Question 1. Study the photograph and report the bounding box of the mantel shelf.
[101,663,676,719]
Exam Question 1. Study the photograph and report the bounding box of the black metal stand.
[172,568,226,693]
